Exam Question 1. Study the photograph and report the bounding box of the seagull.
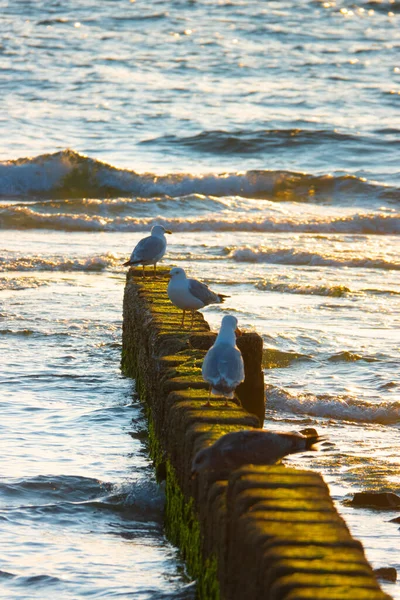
[191,428,322,479]
[167,267,229,328]
[202,315,244,405]
[123,225,171,277]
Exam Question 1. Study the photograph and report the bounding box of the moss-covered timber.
[122,267,391,600]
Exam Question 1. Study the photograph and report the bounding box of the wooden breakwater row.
[122,267,391,600]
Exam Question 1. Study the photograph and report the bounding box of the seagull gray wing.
[188,278,220,306]
[202,343,245,388]
[131,235,164,262]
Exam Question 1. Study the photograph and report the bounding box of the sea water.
[1,0,399,598]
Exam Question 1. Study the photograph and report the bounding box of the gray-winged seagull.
[167,267,228,328]
[123,225,171,277]
[202,314,244,405]
[191,429,322,479]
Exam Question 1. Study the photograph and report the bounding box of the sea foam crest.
[267,385,400,425]
[229,246,400,270]
[1,149,399,202]
[1,205,399,236]
[0,254,118,273]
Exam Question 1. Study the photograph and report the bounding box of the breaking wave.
[0,149,398,202]
[228,246,400,270]
[0,474,165,520]
[0,204,399,235]
[0,254,118,273]
[256,280,351,297]
[257,281,400,297]
[266,385,400,425]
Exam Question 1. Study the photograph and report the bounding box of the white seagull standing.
[202,314,244,405]
[191,429,322,479]
[123,225,171,277]
[167,267,229,328]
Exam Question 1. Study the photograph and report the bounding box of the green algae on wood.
[122,267,392,600]
[165,461,221,600]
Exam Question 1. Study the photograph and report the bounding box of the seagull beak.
[165,230,172,234]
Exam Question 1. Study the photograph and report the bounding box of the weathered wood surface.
[122,267,391,600]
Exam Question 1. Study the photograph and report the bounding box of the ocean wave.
[363,1,400,14]
[257,279,400,297]
[0,475,108,504]
[4,194,230,216]
[0,329,37,336]
[262,348,312,368]
[228,246,400,270]
[363,287,400,296]
[140,127,362,155]
[327,351,380,363]
[1,204,399,235]
[0,277,53,291]
[266,385,400,425]
[0,149,398,202]
[0,254,118,273]
[0,329,73,338]
[0,475,164,519]
[256,280,351,296]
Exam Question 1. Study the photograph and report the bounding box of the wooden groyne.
[122,267,391,600]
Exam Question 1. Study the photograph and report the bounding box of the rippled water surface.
[1,0,399,598]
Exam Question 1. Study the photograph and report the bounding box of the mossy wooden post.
[122,267,392,600]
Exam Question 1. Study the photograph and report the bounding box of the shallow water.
[0,263,198,599]
[1,0,400,598]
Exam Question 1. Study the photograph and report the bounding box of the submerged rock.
[350,491,400,509]
[373,567,397,583]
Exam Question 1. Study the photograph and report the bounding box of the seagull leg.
[202,386,212,407]
[181,310,186,328]
[190,310,195,329]
[224,394,236,407]
[142,265,145,278]
[153,263,157,278]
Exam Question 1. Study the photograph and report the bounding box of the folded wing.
[131,235,164,263]
[188,278,222,306]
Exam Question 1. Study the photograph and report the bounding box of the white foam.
[229,246,400,270]
[0,254,117,273]
[0,205,399,237]
[0,151,79,195]
[267,385,400,425]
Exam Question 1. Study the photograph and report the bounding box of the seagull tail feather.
[122,259,141,267]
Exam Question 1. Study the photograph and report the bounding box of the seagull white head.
[220,315,238,331]
[169,267,187,280]
[151,225,172,237]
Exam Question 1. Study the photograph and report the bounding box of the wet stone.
[350,492,400,509]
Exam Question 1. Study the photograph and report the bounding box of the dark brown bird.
[191,428,322,479]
